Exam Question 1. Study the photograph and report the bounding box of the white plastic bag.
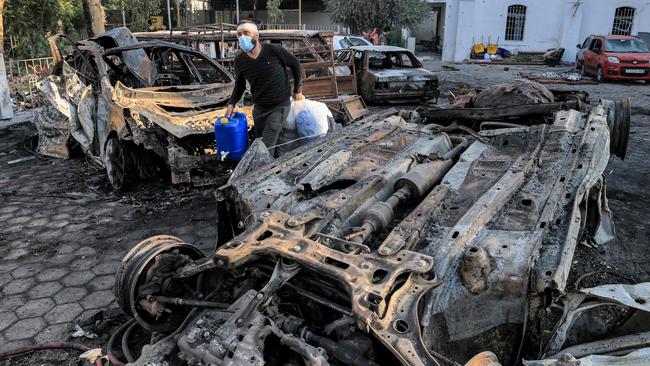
[284,100,298,130]
[290,99,331,139]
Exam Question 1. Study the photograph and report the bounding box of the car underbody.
[112,86,638,365]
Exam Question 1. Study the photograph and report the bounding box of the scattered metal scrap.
[520,71,598,85]
[524,282,650,365]
[111,82,634,365]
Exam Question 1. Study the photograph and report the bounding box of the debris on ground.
[520,71,598,85]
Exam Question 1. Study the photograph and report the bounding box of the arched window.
[611,7,635,35]
[505,5,526,41]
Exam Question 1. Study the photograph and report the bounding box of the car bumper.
[604,64,650,80]
[366,88,439,103]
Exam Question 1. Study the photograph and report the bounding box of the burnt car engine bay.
[108,81,645,366]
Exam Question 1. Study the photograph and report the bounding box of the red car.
[578,35,650,82]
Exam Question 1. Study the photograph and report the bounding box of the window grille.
[611,7,635,36]
[505,5,526,41]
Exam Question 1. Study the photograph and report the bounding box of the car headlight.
[607,56,620,63]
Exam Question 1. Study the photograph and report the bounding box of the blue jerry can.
[214,112,249,160]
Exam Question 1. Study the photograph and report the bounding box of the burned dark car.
[36,28,238,189]
[351,46,439,104]
[112,81,640,365]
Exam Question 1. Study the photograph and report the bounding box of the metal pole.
[121,2,126,27]
[167,0,173,36]
[298,0,302,25]
[176,0,181,29]
[236,0,240,23]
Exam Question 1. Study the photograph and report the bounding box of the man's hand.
[225,104,235,117]
[293,92,305,101]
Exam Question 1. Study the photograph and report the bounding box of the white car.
[333,35,373,49]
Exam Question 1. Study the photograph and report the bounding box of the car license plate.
[625,68,646,74]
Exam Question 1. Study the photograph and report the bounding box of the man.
[378,27,390,46]
[225,20,304,157]
[369,28,379,45]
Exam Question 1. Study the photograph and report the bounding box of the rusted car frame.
[113,90,631,365]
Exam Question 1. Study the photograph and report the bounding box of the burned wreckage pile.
[111,78,640,365]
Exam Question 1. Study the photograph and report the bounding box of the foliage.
[267,0,283,24]
[4,0,85,58]
[105,0,162,32]
[325,0,430,34]
[2,0,165,58]
[386,28,403,47]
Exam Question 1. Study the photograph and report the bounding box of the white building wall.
[438,0,650,63]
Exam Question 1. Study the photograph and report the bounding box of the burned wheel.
[114,235,206,332]
[105,137,129,190]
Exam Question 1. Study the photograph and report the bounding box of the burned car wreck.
[350,46,439,104]
[112,85,636,365]
[37,28,238,188]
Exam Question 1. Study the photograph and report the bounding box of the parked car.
[350,45,439,103]
[575,35,593,69]
[332,35,373,49]
[578,35,650,82]
[37,28,240,189]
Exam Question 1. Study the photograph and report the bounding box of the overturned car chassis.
[114,96,631,365]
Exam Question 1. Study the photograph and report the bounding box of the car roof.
[349,45,410,52]
[598,35,640,40]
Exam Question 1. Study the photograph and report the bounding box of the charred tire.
[580,63,588,77]
[611,98,631,159]
[105,137,131,190]
[113,235,205,332]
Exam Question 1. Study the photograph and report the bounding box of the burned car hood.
[112,81,235,138]
[368,68,437,82]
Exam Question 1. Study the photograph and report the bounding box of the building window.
[611,7,635,35]
[505,5,526,41]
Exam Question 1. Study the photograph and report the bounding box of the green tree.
[266,0,284,24]
[105,0,161,32]
[4,0,85,58]
[325,0,430,34]
[267,0,283,24]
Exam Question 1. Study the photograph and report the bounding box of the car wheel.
[596,66,605,82]
[105,137,130,190]
[580,63,587,76]
[575,57,581,70]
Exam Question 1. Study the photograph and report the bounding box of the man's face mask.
[238,35,256,53]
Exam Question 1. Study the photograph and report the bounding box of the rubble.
[111,86,633,365]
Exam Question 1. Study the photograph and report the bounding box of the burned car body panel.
[37,28,238,188]
[350,46,439,104]
[114,93,630,365]
[91,27,157,86]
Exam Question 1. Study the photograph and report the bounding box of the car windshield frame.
[367,50,422,69]
[604,39,649,53]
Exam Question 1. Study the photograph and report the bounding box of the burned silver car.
[351,46,439,104]
[37,28,238,189]
[112,87,636,365]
